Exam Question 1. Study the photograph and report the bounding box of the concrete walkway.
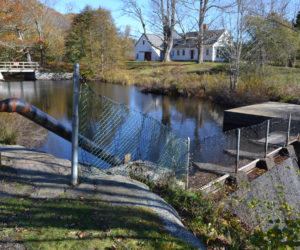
[0,145,205,249]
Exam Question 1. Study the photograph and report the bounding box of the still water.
[0,80,224,161]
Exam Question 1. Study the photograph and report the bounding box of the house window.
[171,50,174,56]
[136,53,139,60]
[182,49,185,56]
[177,50,180,56]
[143,40,145,45]
[206,48,209,56]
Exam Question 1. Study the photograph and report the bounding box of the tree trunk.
[197,0,207,64]
[162,0,176,62]
[163,35,174,61]
[25,48,32,62]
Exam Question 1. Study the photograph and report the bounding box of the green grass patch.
[0,196,194,250]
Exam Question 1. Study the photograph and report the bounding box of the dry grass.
[0,113,48,147]
[100,61,300,108]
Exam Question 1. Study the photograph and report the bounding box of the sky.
[50,0,300,38]
[51,0,145,37]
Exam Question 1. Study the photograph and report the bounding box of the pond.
[0,80,224,162]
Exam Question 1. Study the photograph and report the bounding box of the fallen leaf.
[111,244,117,249]
[117,238,123,242]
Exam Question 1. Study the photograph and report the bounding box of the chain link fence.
[192,114,298,182]
[75,83,299,188]
[78,84,188,183]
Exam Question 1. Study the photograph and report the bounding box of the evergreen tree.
[293,11,300,29]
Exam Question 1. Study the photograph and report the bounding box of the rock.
[285,145,297,159]
[236,171,249,188]
[35,72,73,81]
[226,158,300,230]
[104,161,175,185]
[265,157,276,170]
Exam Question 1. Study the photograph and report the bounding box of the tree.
[0,0,34,61]
[0,0,70,64]
[247,12,300,67]
[65,7,125,75]
[123,0,177,62]
[294,11,300,29]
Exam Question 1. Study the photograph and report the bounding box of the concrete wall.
[135,35,161,61]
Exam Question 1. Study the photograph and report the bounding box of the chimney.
[203,24,209,30]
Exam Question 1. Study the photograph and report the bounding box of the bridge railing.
[0,62,39,70]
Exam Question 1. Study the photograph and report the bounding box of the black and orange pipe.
[0,98,122,166]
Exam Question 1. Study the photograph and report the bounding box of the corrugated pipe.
[0,98,122,166]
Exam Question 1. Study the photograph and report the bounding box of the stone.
[35,72,73,81]
[286,145,297,159]
[226,158,300,230]
[236,171,249,188]
[104,161,175,185]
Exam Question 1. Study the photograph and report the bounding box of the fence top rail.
[0,62,39,68]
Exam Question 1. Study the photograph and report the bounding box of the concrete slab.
[223,102,300,128]
[249,132,286,147]
[192,162,234,175]
[224,149,261,160]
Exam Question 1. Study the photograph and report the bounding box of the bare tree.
[123,0,177,62]
[182,0,232,64]
[220,0,249,89]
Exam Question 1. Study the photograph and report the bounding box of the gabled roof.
[144,34,164,49]
[137,31,181,49]
[173,29,226,48]
[136,29,227,49]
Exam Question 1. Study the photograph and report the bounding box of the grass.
[0,196,195,250]
[98,61,300,108]
[0,113,18,144]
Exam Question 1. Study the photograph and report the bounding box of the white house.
[135,26,229,62]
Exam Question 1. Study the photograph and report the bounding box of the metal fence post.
[235,129,241,175]
[286,113,291,146]
[265,120,270,158]
[186,137,190,190]
[71,62,80,186]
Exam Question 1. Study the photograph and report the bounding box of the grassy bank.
[0,196,193,249]
[100,61,300,108]
[0,113,48,147]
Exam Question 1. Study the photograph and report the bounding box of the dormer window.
[143,40,145,45]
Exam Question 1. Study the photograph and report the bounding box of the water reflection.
[0,81,224,161]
